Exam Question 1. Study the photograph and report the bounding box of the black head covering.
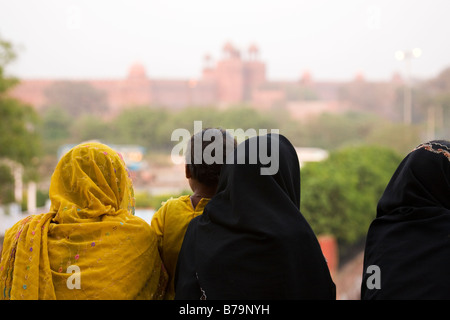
[361,140,450,299]
[175,133,335,299]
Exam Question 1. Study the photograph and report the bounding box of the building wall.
[7,43,271,113]
[7,43,399,119]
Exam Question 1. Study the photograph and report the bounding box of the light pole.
[395,48,422,124]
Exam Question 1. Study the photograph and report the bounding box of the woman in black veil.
[361,140,450,299]
[175,133,335,300]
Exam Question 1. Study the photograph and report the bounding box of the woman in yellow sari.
[0,142,167,299]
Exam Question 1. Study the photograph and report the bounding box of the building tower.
[122,62,152,107]
[216,42,245,104]
[243,43,266,100]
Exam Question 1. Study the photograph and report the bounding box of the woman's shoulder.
[5,212,51,234]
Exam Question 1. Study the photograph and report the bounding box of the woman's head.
[377,140,450,216]
[216,133,301,208]
[49,142,135,222]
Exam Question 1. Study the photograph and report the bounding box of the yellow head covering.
[0,142,167,299]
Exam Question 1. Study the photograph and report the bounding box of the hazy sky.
[1,0,450,81]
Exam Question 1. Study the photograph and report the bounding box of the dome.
[127,63,147,79]
[222,41,234,53]
[248,43,259,54]
[354,71,365,82]
[301,70,313,84]
[203,53,212,62]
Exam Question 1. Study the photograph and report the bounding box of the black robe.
[361,140,450,300]
[175,133,335,299]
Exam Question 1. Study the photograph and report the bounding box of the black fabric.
[361,140,450,300]
[175,133,335,300]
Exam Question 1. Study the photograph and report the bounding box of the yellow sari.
[0,142,168,299]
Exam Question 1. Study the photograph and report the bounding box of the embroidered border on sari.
[412,142,450,162]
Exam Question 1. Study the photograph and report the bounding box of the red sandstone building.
[9,42,402,120]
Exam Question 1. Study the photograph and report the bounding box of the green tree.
[284,111,381,150]
[110,105,282,152]
[280,111,422,154]
[0,36,41,168]
[300,145,402,247]
[112,106,170,150]
[365,122,421,155]
[219,105,278,130]
[0,36,41,204]
[0,97,40,166]
[0,164,14,204]
[40,105,71,154]
[70,113,113,143]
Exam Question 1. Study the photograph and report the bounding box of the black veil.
[175,133,335,299]
[361,140,450,299]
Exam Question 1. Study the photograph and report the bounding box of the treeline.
[40,104,423,157]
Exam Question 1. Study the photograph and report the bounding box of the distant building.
[9,42,403,120]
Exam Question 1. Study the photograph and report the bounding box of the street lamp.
[395,48,422,124]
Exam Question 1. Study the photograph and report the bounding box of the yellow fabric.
[0,142,168,299]
[151,195,209,299]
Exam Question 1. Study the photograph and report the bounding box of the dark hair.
[186,128,237,187]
